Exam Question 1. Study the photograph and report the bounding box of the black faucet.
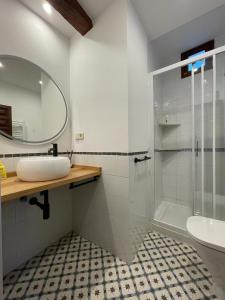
[48,143,58,157]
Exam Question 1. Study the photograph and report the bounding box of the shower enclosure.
[152,46,225,233]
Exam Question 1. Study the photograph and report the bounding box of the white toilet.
[187,216,225,300]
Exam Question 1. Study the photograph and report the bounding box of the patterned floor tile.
[185,265,204,280]
[49,264,64,277]
[154,288,172,300]
[165,256,181,269]
[40,293,56,300]
[89,284,105,300]
[154,258,170,272]
[105,281,121,299]
[3,230,217,300]
[120,278,136,296]
[26,279,45,296]
[73,287,89,299]
[148,273,165,289]
[4,271,21,285]
[18,268,36,282]
[104,267,118,282]
[130,263,145,276]
[139,292,155,300]
[134,276,151,293]
[43,277,60,293]
[117,265,131,279]
[90,270,104,285]
[173,268,191,283]
[169,285,189,300]
[33,266,50,280]
[197,279,216,298]
[160,271,178,286]
[75,272,89,287]
[57,290,73,300]
[8,282,29,299]
[59,274,75,290]
[142,261,157,274]
[138,250,151,262]
[183,282,205,300]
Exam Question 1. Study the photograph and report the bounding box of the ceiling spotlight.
[43,2,52,14]
[39,80,43,85]
[0,62,4,68]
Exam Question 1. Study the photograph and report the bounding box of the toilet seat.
[187,216,225,253]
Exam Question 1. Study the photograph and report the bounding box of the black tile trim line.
[155,148,225,152]
[73,151,149,156]
[0,152,68,158]
[0,151,149,158]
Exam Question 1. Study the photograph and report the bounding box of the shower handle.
[196,140,199,157]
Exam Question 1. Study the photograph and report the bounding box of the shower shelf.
[157,148,188,152]
[158,123,181,127]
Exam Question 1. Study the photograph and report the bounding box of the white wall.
[2,187,72,275]
[127,1,153,251]
[0,80,42,141]
[41,73,67,140]
[70,0,128,153]
[0,0,71,157]
[127,1,150,152]
[70,0,153,263]
[0,0,73,275]
[70,0,133,262]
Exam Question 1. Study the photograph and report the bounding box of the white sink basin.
[16,156,70,182]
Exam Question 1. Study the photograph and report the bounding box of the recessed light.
[43,2,52,14]
[39,80,43,85]
[0,62,4,68]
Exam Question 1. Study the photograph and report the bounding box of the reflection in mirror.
[0,56,67,144]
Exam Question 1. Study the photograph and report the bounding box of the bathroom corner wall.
[70,0,153,262]
[0,0,72,275]
[70,0,132,262]
[127,1,153,252]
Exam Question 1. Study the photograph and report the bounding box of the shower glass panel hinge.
[194,210,201,216]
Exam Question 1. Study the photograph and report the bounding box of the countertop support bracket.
[28,190,50,220]
[69,176,99,190]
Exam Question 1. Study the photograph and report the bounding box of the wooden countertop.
[1,165,101,203]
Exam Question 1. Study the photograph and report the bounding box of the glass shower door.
[193,59,214,218]
[215,51,225,221]
[153,47,225,231]
[153,66,193,231]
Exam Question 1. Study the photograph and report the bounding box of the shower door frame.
[151,44,225,224]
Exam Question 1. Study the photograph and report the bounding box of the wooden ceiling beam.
[48,0,93,36]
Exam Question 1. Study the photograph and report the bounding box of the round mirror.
[0,56,68,144]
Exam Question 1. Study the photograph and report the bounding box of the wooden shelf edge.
[1,165,101,203]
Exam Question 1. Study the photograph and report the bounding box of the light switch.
[75,132,84,140]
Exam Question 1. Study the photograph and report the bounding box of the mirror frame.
[0,55,68,145]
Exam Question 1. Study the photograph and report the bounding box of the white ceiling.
[20,0,225,41]
[20,0,75,37]
[131,0,225,40]
[151,4,225,68]
[79,0,113,19]
[20,0,113,38]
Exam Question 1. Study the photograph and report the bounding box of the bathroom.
[0,0,225,299]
